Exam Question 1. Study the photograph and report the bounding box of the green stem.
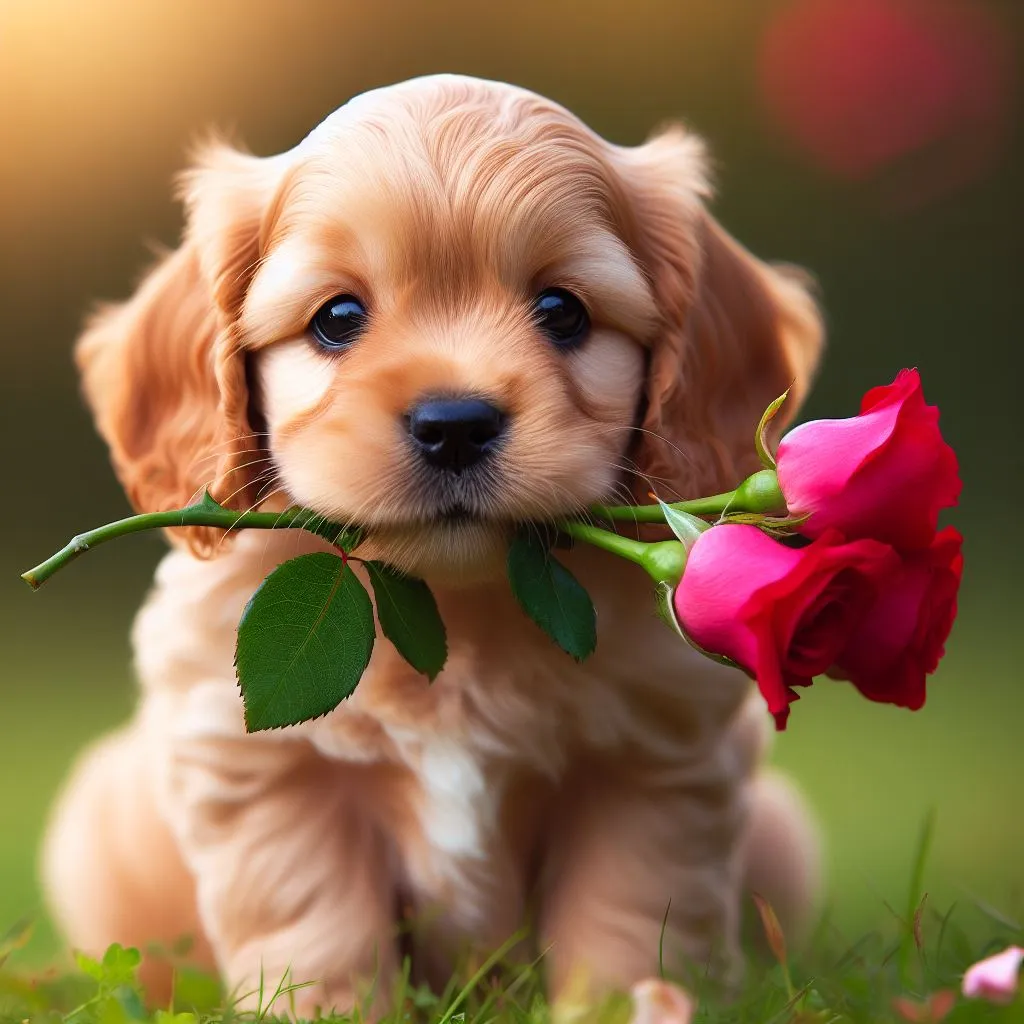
[591,489,737,523]
[557,520,650,566]
[22,503,354,591]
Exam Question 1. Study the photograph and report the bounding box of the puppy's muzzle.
[406,397,507,473]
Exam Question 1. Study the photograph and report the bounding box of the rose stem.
[591,489,737,523]
[556,520,650,565]
[21,504,354,590]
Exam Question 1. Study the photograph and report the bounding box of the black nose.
[407,398,506,471]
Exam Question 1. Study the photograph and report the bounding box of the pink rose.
[673,525,897,729]
[962,945,1023,1004]
[832,527,963,710]
[776,369,960,551]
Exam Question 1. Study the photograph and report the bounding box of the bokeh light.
[758,0,1015,207]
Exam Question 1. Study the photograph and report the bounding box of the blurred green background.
[1,0,1021,962]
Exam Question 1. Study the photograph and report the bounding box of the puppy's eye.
[310,294,368,350]
[533,288,590,349]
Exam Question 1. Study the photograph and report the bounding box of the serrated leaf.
[507,533,597,661]
[365,561,447,679]
[235,552,375,731]
[755,387,792,469]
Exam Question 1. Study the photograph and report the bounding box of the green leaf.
[754,387,791,470]
[114,984,147,1020]
[507,533,597,662]
[102,944,141,974]
[365,561,447,680]
[171,967,223,1015]
[235,552,375,731]
[75,951,105,981]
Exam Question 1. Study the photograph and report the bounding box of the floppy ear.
[75,141,282,555]
[616,127,824,499]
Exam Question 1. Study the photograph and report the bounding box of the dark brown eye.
[310,294,368,349]
[533,288,590,349]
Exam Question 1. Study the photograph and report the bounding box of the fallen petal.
[927,989,957,1021]
[630,979,695,1024]
[962,945,1024,1004]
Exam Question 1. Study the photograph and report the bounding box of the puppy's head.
[78,75,823,581]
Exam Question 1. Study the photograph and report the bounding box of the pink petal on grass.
[962,945,1024,1004]
[629,979,694,1024]
[893,990,957,1023]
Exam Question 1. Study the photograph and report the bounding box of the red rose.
[776,369,960,551]
[831,526,963,710]
[673,524,898,729]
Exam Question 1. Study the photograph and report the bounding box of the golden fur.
[44,75,824,1017]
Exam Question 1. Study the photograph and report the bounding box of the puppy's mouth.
[437,503,476,525]
[399,467,515,530]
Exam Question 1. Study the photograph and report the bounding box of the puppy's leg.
[539,754,746,1012]
[741,769,822,944]
[165,693,398,1020]
[726,691,822,945]
[42,720,214,1004]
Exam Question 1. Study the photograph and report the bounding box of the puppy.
[43,75,823,1018]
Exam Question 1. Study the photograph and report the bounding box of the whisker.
[186,431,272,466]
[187,449,274,478]
[215,473,283,554]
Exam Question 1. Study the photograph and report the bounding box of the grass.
[1,883,1023,1023]
[2,798,1022,1022]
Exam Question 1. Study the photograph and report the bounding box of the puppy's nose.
[407,398,506,471]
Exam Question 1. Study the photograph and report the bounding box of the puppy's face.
[244,89,655,578]
[77,75,823,583]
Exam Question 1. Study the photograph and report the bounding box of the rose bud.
[776,368,960,551]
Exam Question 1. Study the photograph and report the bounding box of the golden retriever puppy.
[43,75,823,1018]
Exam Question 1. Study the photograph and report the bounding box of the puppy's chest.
[379,724,552,928]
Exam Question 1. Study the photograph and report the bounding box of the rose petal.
[675,525,897,729]
[962,945,1024,1004]
[835,527,962,710]
[629,979,695,1024]
[776,369,961,552]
